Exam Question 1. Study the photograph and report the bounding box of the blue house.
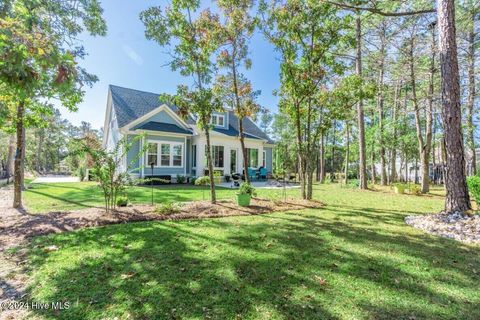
[102,85,275,182]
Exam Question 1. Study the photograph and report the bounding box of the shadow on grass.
[26,205,480,320]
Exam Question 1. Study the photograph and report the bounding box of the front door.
[230,149,237,174]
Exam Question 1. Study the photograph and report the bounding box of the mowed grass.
[25,184,480,319]
[24,182,237,213]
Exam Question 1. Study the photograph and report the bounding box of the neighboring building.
[102,85,275,181]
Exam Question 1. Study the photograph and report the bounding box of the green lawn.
[25,184,480,319]
[24,182,238,213]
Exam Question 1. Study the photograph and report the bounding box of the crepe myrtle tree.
[0,0,106,209]
[141,0,223,204]
[80,135,146,213]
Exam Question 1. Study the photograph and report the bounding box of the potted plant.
[224,174,231,182]
[393,183,406,194]
[237,183,256,207]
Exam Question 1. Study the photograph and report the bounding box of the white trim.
[210,114,225,127]
[120,128,191,138]
[141,136,145,178]
[146,140,184,168]
[121,104,190,131]
[102,90,113,148]
[184,136,187,176]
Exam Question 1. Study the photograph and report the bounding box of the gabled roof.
[227,111,275,144]
[136,121,193,135]
[109,85,195,128]
[109,85,274,143]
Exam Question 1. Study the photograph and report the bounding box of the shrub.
[344,179,359,188]
[408,184,422,195]
[116,196,129,207]
[195,176,210,186]
[176,175,186,184]
[238,182,257,196]
[155,202,180,215]
[467,175,480,205]
[190,177,197,185]
[392,183,407,194]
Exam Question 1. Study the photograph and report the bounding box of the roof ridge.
[109,84,160,96]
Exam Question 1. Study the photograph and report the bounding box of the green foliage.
[83,135,145,212]
[155,202,180,215]
[408,184,422,195]
[467,175,480,205]
[176,175,186,184]
[116,196,128,207]
[195,176,211,186]
[238,182,256,196]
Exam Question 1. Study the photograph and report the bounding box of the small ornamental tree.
[141,1,223,204]
[81,135,145,213]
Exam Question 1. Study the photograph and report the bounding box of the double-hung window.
[147,141,183,167]
[147,143,158,166]
[160,144,170,166]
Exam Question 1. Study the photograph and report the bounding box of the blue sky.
[61,0,281,129]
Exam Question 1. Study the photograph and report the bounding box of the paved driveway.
[31,175,79,183]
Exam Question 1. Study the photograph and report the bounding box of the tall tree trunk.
[390,80,400,183]
[378,22,387,186]
[35,129,44,173]
[6,135,15,179]
[330,120,336,181]
[13,101,25,209]
[466,8,476,175]
[344,122,350,185]
[204,128,216,204]
[319,134,325,183]
[231,56,251,184]
[294,102,306,199]
[437,0,471,212]
[356,14,367,189]
[410,32,432,194]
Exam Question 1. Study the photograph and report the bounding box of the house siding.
[126,135,141,174]
[136,110,178,128]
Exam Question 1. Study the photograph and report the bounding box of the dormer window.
[210,114,225,127]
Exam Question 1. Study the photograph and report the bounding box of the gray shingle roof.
[109,85,274,143]
[135,121,193,135]
[227,111,275,144]
[109,85,195,128]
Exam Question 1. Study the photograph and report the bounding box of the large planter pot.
[394,186,405,194]
[237,193,251,207]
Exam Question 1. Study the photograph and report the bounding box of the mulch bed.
[0,197,323,250]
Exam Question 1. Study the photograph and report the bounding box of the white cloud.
[122,45,143,66]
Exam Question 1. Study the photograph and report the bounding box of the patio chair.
[259,167,267,180]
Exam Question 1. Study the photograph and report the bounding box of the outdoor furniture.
[259,167,267,180]
[247,167,257,181]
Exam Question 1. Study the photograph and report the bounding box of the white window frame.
[210,114,225,127]
[263,150,266,167]
[146,140,184,168]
